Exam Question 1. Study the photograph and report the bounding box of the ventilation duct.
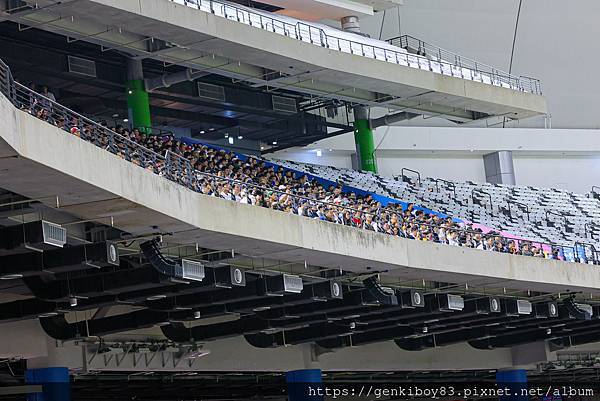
[140,240,206,283]
[40,311,183,340]
[474,297,502,314]
[362,276,397,306]
[0,221,66,251]
[564,297,592,320]
[505,299,532,316]
[370,111,420,129]
[67,56,97,78]
[213,266,246,288]
[438,294,465,312]
[23,267,164,301]
[265,274,303,296]
[145,69,211,92]
[0,241,119,278]
[534,301,559,318]
[311,280,343,300]
[399,289,425,308]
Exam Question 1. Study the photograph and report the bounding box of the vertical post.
[26,367,71,401]
[353,106,377,173]
[126,58,152,134]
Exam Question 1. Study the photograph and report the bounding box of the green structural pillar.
[126,59,151,134]
[353,106,377,173]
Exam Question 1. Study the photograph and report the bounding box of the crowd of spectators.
[12,80,567,262]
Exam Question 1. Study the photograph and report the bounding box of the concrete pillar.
[25,367,70,401]
[339,15,377,173]
[353,106,377,173]
[484,151,516,185]
[126,58,152,134]
[496,369,528,401]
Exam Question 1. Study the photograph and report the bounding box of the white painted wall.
[358,0,600,129]
[272,126,600,193]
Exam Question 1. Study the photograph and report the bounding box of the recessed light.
[147,295,167,301]
[238,135,243,139]
[0,274,23,280]
[123,118,129,123]
[112,113,119,118]
[200,130,205,134]
[272,141,277,145]
[228,137,234,145]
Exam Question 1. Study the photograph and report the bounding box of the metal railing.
[387,35,542,95]
[0,59,591,264]
[171,0,542,95]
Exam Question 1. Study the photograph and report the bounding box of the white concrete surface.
[0,93,599,295]
[273,126,600,193]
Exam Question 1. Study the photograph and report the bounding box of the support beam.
[126,58,151,133]
[353,106,377,173]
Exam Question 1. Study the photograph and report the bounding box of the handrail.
[574,242,598,265]
[433,178,457,199]
[401,168,421,187]
[584,222,598,240]
[471,189,493,215]
[507,200,530,221]
[387,35,542,94]
[0,59,585,264]
[545,210,568,227]
[171,0,542,94]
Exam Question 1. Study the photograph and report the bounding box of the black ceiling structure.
[0,21,353,152]
[0,194,600,399]
[0,210,599,353]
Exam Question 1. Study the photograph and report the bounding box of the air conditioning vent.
[42,221,66,247]
[67,56,97,78]
[272,95,297,113]
[181,259,205,282]
[197,82,225,102]
[283,274,303,293]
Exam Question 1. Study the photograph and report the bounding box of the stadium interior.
[0,0,600,400]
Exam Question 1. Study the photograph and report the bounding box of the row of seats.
[273,158,600,256]
[170,0,535,92]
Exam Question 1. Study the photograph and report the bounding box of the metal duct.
[144,69,211,92]
[370,111,419,129]
[140,239,206,283]
[40,310,188,340]
[0,242,120,278]
[362,276,398,305]
[0,221,66,250]
[23,267,164,301]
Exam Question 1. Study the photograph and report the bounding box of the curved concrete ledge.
[0,93,597,294]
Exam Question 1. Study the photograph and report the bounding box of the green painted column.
[126,58,151,134]
[353,105,377,173]
[126,79,151,134]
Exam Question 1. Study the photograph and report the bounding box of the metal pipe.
[144,69,211,92]
[370,111,419,129]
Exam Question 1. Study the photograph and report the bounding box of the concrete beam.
[0,92,598,295]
